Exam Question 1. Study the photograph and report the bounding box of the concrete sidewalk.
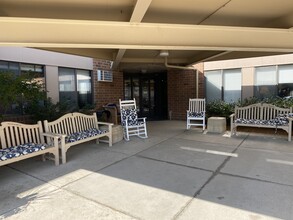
[1,120,293,220]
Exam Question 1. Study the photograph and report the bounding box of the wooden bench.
[230,103,293,141]
[44,112,113,164]
[0,121,59,166]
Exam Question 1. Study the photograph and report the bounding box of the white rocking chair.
[119,98,148,141]
[187,98,206,130]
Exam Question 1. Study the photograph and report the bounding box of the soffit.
[1,0,293,72]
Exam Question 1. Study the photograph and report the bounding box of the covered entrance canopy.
[1,0,293,71]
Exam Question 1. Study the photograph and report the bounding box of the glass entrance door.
[141,78,155,117]
[123,72,167,120]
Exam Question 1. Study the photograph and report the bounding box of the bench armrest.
[41,132,63,148]
[97,121,114,126]
[230,113,235,118]
[41,132,63,138]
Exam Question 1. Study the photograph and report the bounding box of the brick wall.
[167,63,204,120]
[93,59,205,120]
[167,68,196,120]
[93,59,123,109]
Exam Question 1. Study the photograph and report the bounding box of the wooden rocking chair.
[187,98,206,130]
[119,98,148,141]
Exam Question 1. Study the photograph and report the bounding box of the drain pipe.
[163,51,232,98]
[164,57,195,70]
[164,57,199,98]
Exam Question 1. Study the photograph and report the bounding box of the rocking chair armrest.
[137,117,147,121]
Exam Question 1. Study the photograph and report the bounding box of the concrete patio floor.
[1,120,293,220]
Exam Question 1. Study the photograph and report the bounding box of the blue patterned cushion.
[0,143,47,161]
[273,114,290,126]
[188,111,204,117]
[234,115,290,127]
[65,128,107,143]
[121,109,139,126]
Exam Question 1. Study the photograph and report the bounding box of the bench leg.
[288,120,292,142]
[108,135,112,147]
[230,124,236,137]
[62,150,67,164]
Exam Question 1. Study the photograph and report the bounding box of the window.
[0,61,45,114]
[0,61,44,78]
[278,64,293,97]
[205,70,222,103]
[59,67,92,109]
[77,70,92,108]
[0,60,20,75]
[223,69,241,103]
[254,66,277,99]
[205,69,241,103]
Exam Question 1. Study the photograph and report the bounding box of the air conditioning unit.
[97,70,113,82]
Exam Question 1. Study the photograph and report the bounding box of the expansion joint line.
[172,133,248,220]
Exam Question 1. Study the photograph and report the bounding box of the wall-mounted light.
[159,50,169,57]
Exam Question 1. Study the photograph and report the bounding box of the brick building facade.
[94,59,204,120]
[0,47,205,122]
[93,60,123,109]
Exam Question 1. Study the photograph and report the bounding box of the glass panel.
[9,62,20,76]
[124,77,132,100]
[205,70,222,102]
[223,69,241,103]
[0,61,8,71]
[77,70,92,108]
[150,79,155,114]
[254,85,277,99]
[132,78,140,110]
[255,66,277,99]
[278,84,293,97]
[278,65,293,97]
[20,64,35,73]
[59,68,77,106]
[278,65,293,83]
[255,66,276,85]
[142,79,149,113]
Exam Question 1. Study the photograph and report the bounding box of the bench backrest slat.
[235,103,292,120]
[44,112,99,136]
[0,121,44,149]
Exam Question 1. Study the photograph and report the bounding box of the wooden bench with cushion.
[0,121,59,166]
[230,103,293,141]
[44,112,113,164]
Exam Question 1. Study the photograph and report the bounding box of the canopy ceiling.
[1,0,293,71]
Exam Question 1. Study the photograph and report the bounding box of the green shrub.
[206,100,235,120]
[236,97,259,107]
[25,98,71,122]
[236,96,293,108]
[0,71,46,117]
